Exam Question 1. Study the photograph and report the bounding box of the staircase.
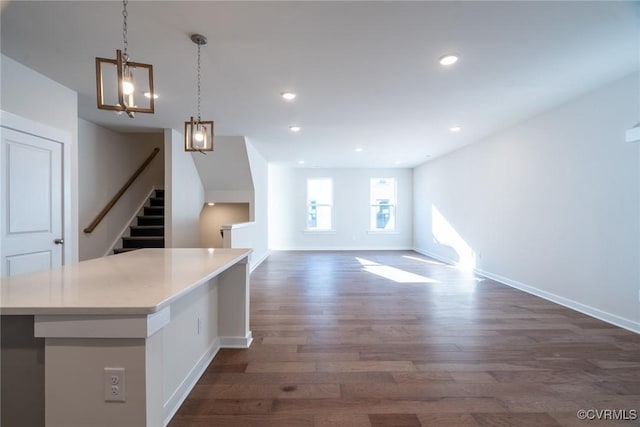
[113,189,165,254]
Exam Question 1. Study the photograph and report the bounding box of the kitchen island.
[0,248,252,427]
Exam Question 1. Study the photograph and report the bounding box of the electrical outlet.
[104,367,126,402]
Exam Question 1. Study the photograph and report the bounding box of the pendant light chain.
[197,42,202,122]
[122,0,129,61]
[96,0,155,116]
[184,33,211,152]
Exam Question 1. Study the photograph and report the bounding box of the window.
[370,178,396,231]
[306,178,333,230]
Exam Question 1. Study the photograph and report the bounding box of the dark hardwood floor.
[168,251,640,427]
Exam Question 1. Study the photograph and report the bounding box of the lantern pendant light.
[95,0,155,118]
[185,34,214,152]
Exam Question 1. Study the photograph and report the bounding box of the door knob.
[54,238,64,245]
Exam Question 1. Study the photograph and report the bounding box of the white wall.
[78,120,164,260]
[200,203,250,248]
[245,140,269,266]
[192,136,255,208]
[192,136,269,267]
[0,54,79,265]
[269,167,413,250]
[164,129,204,248]
[413,73,640,331]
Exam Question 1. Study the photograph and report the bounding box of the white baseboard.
[413,247,459,266]
[163,337,221,426]
[475,268,640,334]
[161,332,253,426]
[250,251,269,273]
[219,332,253,348]
[413,247,639,334]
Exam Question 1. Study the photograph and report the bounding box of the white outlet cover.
[104,367,126,402]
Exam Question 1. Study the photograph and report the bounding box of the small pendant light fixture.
[185,34,214,152]
[95,0,155,118]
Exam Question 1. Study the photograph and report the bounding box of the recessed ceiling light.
[450,126,461,132]
[297,160,305,165]
[144,92,159,99]
[394,160,401,165]
[354,147,364,152]
[281,92,297,101]
[439,54,459,66]
[207,202,215,206]
[289,125,301,132]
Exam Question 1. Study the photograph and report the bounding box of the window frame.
[305,177,334,232]
[368,177,397,232]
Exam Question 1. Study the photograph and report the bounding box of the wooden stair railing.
[84,147,161,234]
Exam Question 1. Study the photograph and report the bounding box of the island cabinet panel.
[0,248,253,427]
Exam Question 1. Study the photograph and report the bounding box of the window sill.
[366,230,399,235]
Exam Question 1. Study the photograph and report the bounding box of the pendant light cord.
[197,42,202,123]
[189,33,208,127]
[122,0,129,61]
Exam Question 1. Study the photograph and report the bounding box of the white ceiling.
[2,1,639,168]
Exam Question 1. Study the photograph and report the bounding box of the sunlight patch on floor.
[402,255,445,266]
[355,257,439,283]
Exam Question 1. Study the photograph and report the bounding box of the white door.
[1,127,63,276]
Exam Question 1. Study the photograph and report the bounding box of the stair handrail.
[84,147,161,234]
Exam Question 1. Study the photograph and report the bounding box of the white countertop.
[0,248,251,315]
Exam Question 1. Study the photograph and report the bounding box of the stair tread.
[112,191,165,255]
[113,248,140,254]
